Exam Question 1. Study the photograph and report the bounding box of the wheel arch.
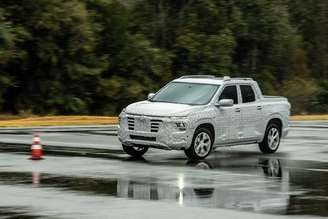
[266,118,283,134]
[195,123,215,140]
[259,115,284,143]
[184,122,215,159]
[266,118,283,130]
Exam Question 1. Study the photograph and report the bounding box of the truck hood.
[126,101,201,117]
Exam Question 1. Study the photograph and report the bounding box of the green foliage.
[0,0,327,115]
[314,80,328,113]
[96,33,172,114]
[0,0,108,114]
[0,9,26,107]
[0,10,14,64]
[234,0,301,81]
[0,11,11,102]
[288,0,328,79]
[174,30,236,76]
[281,78,319,114]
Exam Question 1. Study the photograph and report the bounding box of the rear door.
[239,84,263,141]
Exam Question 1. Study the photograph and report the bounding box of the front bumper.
[118,115,193,150]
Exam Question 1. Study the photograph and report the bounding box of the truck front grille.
[150,119,163,133]
[127,117,135,130]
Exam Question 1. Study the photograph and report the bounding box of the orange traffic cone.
[30,133,43,160]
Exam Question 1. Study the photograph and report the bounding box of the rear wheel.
[122,144,148,157]
[259,123,281,154]
[184,127,213,160]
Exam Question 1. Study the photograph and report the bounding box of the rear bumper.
[282,127,289,138]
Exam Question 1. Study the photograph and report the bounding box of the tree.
[288,0,328,80]
[315,80,328,113]
[281,78,319,114]
[94,33,172,114]
[85,0,173,114]
[1,0,108,114]
[233,0,303,81]
[174,30,236,76]
[0,0,326,115]
[0,9,25,109]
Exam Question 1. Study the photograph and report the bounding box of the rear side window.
[219,85,238,104]
[240,85,256,103]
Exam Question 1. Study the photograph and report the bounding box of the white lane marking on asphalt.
[306,168,328,172]
[0,138,119,148]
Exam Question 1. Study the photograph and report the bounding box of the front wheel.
[184,127,213,160]
[259,123,281,154]
[122,144,148,157]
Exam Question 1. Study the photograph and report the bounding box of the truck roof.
[173,75,253,85]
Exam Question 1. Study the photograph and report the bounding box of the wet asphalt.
[0,123,327,219]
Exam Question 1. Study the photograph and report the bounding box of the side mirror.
[148,93,155,100]
[216,99,234,107]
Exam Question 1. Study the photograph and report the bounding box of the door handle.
[257,106,262,110]
[235,108,241,113]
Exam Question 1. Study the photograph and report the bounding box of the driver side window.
[219,85,238,104]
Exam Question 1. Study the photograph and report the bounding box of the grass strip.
[0,116,118,127]
[0,115,326,127]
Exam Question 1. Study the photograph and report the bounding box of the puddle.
[0,157,327,217]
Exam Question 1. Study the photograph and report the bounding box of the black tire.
[259,123,281,154]
[184,127,214,160]
[122,144,148,157]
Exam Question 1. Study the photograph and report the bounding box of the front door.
[214,85,242,144]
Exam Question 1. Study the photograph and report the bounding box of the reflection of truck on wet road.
[116,158,290,214]
[118,75,290,159]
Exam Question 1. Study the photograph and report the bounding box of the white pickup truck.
[118,75,290,160]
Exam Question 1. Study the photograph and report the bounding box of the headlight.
[170,116,188,131]
[176,122,186,128]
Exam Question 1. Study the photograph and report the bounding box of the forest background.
[0,0,327,115]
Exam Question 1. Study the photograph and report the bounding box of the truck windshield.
[151,82,219,105]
